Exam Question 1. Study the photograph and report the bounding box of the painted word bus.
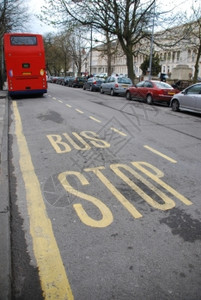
[3,33,47,97]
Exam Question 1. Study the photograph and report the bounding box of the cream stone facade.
[84,22,201,80]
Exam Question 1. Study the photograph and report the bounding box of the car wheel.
[146,94,153,105]
[100,87,104,94]
[110,89,116,96]
[126,91,131,100]
[83,86,86,90]
[171,99,180,111]
[90,85,93,92]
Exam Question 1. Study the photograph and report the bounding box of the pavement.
[0,87,11,300]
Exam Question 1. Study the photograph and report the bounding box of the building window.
[188,49,191,62]
[192,50,196,62]
[172,52,175,62]
[177,51,180,62]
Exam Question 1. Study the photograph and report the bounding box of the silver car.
[170,83,201,113]
[100,76,133,96]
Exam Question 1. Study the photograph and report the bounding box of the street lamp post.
[148,0,156,80]
[90,25,92,75]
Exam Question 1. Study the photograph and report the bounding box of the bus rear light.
[40,69,45,76]
[9,69,13,77]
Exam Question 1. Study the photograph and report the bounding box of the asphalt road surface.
[9,83,201,300]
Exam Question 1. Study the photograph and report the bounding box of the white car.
[100,76,133,96]
[170,83,201,114]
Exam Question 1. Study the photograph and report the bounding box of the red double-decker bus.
[3,33,47,97]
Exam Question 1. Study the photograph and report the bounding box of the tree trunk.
[126,52,135,83]
[105,32,112,76]
[118,36,135,83]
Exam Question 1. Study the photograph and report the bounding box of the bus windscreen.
[10,36,37,46]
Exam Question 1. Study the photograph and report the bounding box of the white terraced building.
[84,21,201,81]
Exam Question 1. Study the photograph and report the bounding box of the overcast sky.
[25,0,198,35]
[25,0,56,34]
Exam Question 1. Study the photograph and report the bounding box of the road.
[9,83,201,300]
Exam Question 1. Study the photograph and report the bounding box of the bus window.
[10,36,37,46]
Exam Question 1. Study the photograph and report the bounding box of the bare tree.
[93,30,119,76]
[44,27,89,76]
[67,26,88,75]
[44,33,67,76]
[41,0,156,82]
[0,0,29,89]
[184,5,201,83]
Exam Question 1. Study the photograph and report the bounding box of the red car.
[126,80,179,105]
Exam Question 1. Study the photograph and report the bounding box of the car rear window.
[118,77,132,84]
[155,82,172,89]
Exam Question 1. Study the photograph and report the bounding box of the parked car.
[61,76,72,86]
[56,77,64,84]
[50,76,59,83]
[126,80,179,105]
[100,76,133,96]
[83,77,105,91]
[170,83,201,113]
[159,72,169,82]
[68,76,86,88]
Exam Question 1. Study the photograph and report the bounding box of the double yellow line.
[13,101,74,299]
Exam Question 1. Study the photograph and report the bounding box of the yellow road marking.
[52,97,57,101]
[132,161,192,206]
[75,109,84,114]
[144,145,177,163]
[66,104,72,108]
[110,127,127,137]
[58,100,63,103]
[13,101,74,300]
[89,116,101,123]
[85,166,142,219]
[58,171,113,227]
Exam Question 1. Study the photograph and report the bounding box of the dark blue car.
[83,77,105,92]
